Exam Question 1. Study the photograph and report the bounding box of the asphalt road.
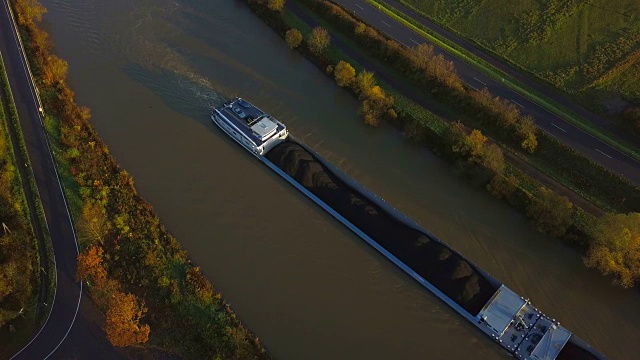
[334,0,640,187]
[0,0,83,358]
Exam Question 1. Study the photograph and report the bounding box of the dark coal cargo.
[265,141,499,315]
[258,135,605,359]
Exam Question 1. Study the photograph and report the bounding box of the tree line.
[12,0,271,356]
[0,83,37,332]
[254,0,640,287]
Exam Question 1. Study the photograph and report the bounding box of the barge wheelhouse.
[211,97,288,156]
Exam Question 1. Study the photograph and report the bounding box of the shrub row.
[297,0,640,214]
[248,0,588,252]
[0,64,38,343]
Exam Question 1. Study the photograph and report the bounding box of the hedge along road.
[0,0,82,358]
[335,0,640,186]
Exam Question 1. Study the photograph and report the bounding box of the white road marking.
[550,123,566,132]
[410,38,420,45]
[512,100,524,108]
[473,77,486,86]
[381,20,391,27]
[595,148,613,159]
[355,4,364,10]
[3,1,83,359]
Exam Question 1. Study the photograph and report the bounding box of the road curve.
[0,0,83,358]
[335,0,640,187]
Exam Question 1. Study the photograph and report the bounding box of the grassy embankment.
[313,0,640,215]
[0,53,53,357]
[283,0,640,218]
[384,0,640,137]
[10,0,270,357]
[245,0,637,280]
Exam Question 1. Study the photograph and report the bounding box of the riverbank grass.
[365,0,640,162]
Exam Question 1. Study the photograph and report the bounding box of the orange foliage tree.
[76,245,107,287]
[333,60,355,87]
[105,291,151,347]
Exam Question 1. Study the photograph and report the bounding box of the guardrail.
[4,0,44,118]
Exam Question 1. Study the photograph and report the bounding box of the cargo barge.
[212,98,607,360]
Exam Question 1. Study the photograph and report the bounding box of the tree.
[79,202,109,247]
[526,187,573,237]
[516,115,538,152]
[333,61,355,87]
[42,55,68,85]
[285,28,302,49]
[448,121,468,155]
[354,22,366,36]
[360,85,394,126]
[409,43,434,71]
[105,291,151,347]
[14,0,47,26]
[266,0,285,11]
[466,130,487,160]
[480,143,505,175]
[308,27,330,56]
[76,245,108,287]
[584,213,640,288]
[354,70,376,99]
[487,174,518,200]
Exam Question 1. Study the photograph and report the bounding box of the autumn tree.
[465,130,487,160]
[105,291,151,347]
[516,115,538,152]
[42,55,68,86]
[308,27,330,56]
[266,0,285,11]
[409,43,434,71]
[79,201,109,247]
[354,70,376,99]
[76,245,108,287]
[584,213,640,288]
[487,174,518,200]
[333,61,356,87]
[451,127,489,162]
[360,85,395,126]
[526,187,573,237]
[448,121,467,153]
[480,143,505,175]
[285,28,303,49]
[354,22,366,36]
[14,0,47,26]
[186,266,214,305]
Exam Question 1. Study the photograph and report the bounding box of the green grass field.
[399,0,640,105]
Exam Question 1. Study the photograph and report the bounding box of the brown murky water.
[39,0,639,358]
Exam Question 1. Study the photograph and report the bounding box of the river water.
[38,0,639,358]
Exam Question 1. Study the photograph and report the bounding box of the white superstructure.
[212,98,288,156]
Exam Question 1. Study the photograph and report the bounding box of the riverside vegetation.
[1,50,55,356]
[395,0,640,133]
[0,60,39,353]
[11,0,270,357]
[247,0,640,287]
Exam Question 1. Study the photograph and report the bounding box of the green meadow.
[400,0,640,106]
